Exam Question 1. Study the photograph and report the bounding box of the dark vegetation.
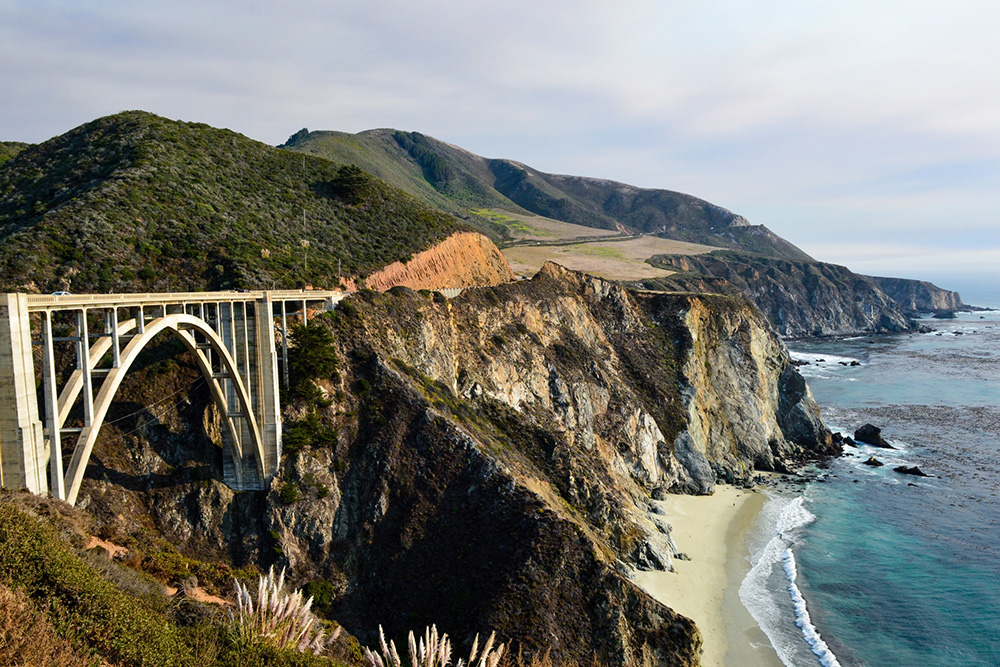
[0,111,467,293]
[393,131,453,187]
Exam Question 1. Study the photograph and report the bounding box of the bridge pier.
[0,294,46,494]
[0,289,346,505]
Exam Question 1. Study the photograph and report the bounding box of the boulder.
[854,424,894,448]
[893,465,928,477]
[863,457,884,467]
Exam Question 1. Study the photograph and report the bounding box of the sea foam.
[782,547,843,667]
[740,495,844,667]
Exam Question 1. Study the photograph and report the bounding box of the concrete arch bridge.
[0,290,346,505]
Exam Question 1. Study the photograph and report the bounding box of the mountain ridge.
[281,128,813,261]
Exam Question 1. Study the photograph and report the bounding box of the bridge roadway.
[0,289,347,505]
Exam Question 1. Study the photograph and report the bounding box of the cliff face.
[363,231,515,291]
[646,252,914,337]
[75,263,834,667]
[671,294,833,485]
[867,276,966,314]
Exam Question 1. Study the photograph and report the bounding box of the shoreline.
[631,485,783,667]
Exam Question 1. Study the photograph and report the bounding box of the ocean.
[740,309,1000,666]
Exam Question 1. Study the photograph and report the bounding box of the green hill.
[0,141,30,167]
[0,113,467,293]
[282,128,812,261]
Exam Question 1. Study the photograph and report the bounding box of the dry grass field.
[503,234,718,281]
[474,208,719,281]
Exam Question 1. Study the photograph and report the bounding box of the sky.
[3,0,999,303]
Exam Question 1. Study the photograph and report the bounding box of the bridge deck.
[25,289,348,311]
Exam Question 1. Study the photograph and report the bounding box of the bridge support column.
[255,297,282,475]
[0,294,46,494]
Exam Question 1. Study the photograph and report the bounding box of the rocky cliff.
[363,231,515,291]
[75,263,834,667]
[867,276,967,315]
[645,252,914,337]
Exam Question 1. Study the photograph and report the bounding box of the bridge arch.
[63,313,267,506]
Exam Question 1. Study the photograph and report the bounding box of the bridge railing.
[25,289,348,311]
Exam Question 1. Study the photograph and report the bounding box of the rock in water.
[863,457,884,467]
[855,423,894,448]
[894,465,929,477]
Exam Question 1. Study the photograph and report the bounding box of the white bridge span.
[0,290,347,505]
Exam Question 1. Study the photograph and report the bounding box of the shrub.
[229,567,340,656]
[283,411,338,454]
[0,583,98,666]
[278,482,301,505]
[0,502,190,666]
[288,323,338,401]
[364,625,504,667]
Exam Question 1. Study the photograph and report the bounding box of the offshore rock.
[855,424,894,449]
[894,465,929,477]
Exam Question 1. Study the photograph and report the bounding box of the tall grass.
[229,566,341,656]
[364,625,505,667]
[0,583,99,667]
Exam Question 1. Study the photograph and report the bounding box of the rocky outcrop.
[867,276,966,315]
[665,292,834,489]
[643,252,914,337]
[75,262,835,667]
[364,232,515,291]
[855,424,893,449]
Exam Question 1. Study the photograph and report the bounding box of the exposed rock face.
[76,263,835,667]
[261,263,832,663]
[364,232,515,291]
[867,276,966,315]
[668,293,835,489]
[644,253,914,337]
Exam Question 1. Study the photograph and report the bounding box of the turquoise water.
[742,311,1000,666]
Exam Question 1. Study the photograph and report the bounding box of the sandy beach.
[631,485,783,667]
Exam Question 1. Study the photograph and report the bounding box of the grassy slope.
[0,112,468,293]
[0,141,30,166]
[283,128,812,261]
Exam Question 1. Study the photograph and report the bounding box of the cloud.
[2,0,999,287]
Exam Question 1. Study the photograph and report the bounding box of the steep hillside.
[0,112,468,293]
[642,251,915,337]
[72,264,835,667]
[281,129,812,260]
[0,490,358,667]
[363,231,515,291]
